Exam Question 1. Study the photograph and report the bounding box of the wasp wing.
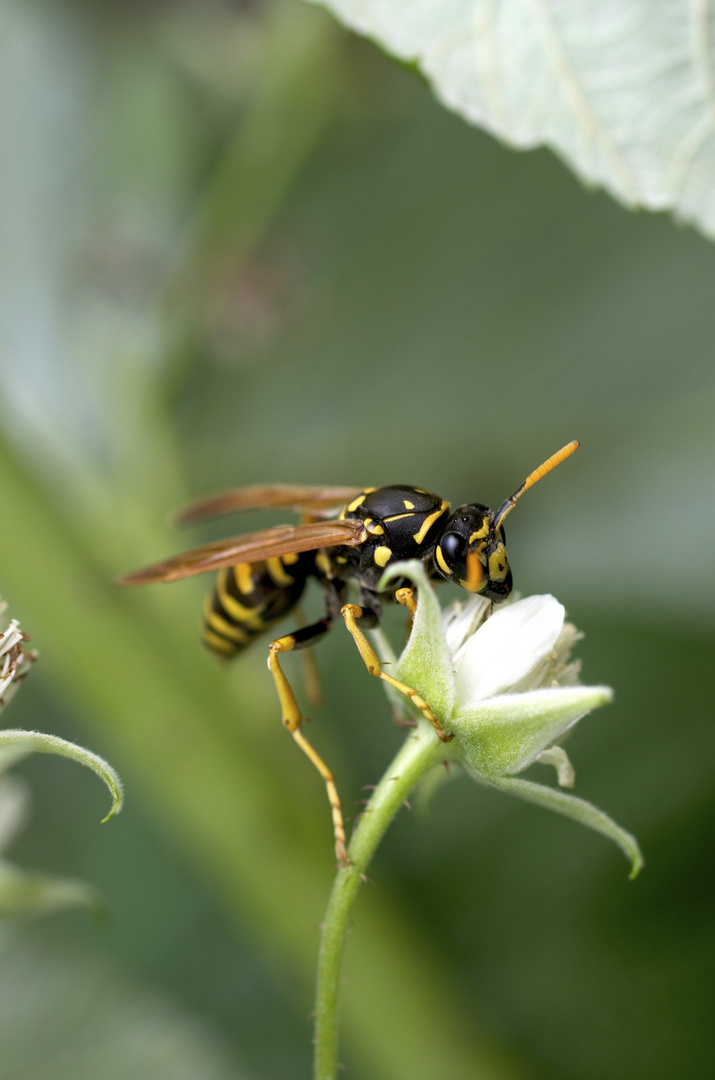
[173,484,364,526]
[117,519,364,586]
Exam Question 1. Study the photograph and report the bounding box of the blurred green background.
[1,0,714,1077]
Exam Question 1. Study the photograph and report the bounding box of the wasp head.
[434,504,512,601]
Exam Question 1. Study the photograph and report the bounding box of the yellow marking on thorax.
[315,549,332,576]
[412,501,449,544]
[235,562,254,595]
[335,555,348,564]
[403,499,415,509]
[266,557,294,587]
[345,487,376,515]
[373,545,392,567]
[282,552,299,565]
[435,545,451,575]
[384,512,416,523]
[363,518,385,535]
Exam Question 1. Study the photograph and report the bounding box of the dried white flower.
[0,599,35,713]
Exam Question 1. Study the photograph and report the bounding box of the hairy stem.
[313,721,445,1080]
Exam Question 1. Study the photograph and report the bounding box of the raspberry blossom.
[381,561,643,877]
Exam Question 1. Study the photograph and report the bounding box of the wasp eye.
[440,531,467,565]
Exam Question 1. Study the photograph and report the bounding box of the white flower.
[442,591,608,785]
[378,562,643,877]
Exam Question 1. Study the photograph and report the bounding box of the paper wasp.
[118,441,579,863]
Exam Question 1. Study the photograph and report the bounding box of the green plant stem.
[314,721,446,1080]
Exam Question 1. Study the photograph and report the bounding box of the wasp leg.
[295,604,323,709]
[394,587,417,617]
[268,617,348,865]
[340,602,453,743]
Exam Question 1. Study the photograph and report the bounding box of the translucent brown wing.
[117,519,364,586]
[173,484,364,526]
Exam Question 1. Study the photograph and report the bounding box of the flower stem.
[313,721,445,1080]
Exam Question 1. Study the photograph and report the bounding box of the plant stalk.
[313,721,445,1080]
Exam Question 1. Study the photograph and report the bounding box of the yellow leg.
[268,635,348,865]
[340,604,453,743]
[394,587,417,617]
[295,606,323,709]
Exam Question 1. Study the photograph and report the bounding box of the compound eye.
[439,531,467,567]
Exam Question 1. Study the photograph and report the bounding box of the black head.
[433,440,580,602]
[434,504,512,601]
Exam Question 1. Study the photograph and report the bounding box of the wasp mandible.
[119,440,579,863]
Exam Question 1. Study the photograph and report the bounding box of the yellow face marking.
[488,544,509,581]
[403,499,415,510]
[236,562,254,596]
[435,545,451,575]
[266,557,294,587]
[373,545,392,567]
[347,494,367,513]
[468,524,488,543]
[412,501,449,544]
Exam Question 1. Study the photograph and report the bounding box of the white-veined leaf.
[309,0,715,239]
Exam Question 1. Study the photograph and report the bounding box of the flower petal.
[380,561,455,717]
[534,746,576,788]
[453,594,565,706]
[482,775,644,879]
[450,685,613,778]
[442,595,491,655]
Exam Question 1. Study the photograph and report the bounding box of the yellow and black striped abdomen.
[202,552,313,658]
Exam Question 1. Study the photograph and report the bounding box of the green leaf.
[0,730,123,823]
[0,860,103,918]
[483,774,644,878]
[308,0,715,241]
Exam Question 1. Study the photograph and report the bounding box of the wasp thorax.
[435,504,513,601]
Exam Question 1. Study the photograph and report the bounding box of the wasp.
[118,440,579,863]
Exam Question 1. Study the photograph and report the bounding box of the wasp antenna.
[494,440,580,529]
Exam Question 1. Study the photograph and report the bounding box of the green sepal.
[450,685,613,779]
[379,560,454,718]
[0,730,123,822]
[482,775,644,879]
